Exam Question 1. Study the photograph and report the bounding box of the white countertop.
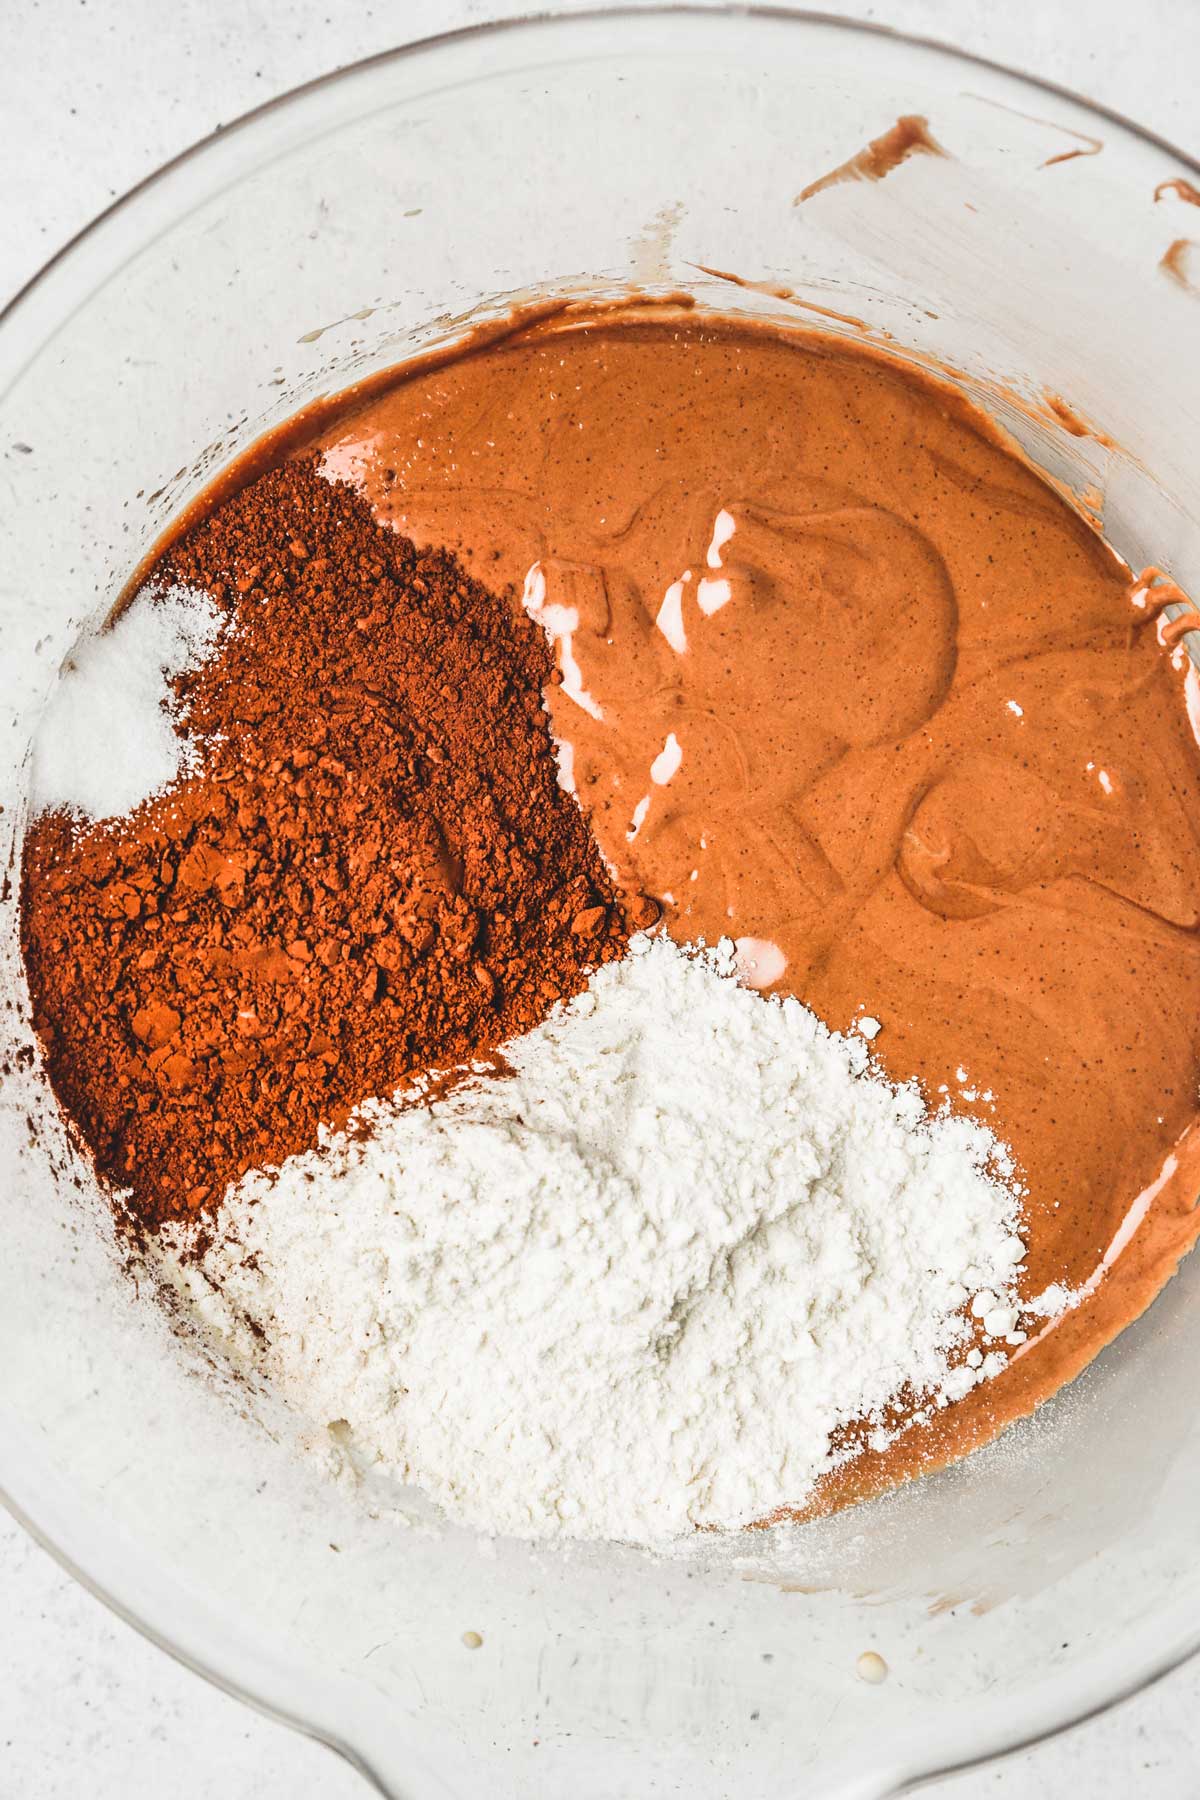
[4,0,1200,1793]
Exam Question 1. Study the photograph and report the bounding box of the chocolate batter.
[310,306,1200,1513]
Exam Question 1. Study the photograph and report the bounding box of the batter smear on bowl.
[20,303,1200,1539]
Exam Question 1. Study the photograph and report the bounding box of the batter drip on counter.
[310,306,1200,1513]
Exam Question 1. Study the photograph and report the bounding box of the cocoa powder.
[21,457,643,1230]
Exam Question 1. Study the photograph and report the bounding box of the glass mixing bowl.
[3,11,1200,1797]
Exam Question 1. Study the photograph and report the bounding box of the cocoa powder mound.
[21,457,641,1230]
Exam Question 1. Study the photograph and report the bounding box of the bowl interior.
[3,13,1200,1797]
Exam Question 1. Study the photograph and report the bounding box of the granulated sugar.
[164,935,1027,1546]
[30,585,222,819]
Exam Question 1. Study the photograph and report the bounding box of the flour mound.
[31,586,223,819]
[166,935,1026,1546]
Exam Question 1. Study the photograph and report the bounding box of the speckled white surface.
[4,1,1200,1794]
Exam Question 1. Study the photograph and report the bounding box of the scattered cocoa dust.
[21,457,649,1230]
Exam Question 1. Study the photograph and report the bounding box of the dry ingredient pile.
[25,305,1200,1547]
[166,935,1028,1544]
[22,459,634,1228]
[18,440,1033,1544]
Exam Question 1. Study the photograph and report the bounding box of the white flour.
[164,935,1027,1547]
[31,585,222,819]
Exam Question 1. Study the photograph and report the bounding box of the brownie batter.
[309,305,1200,1512]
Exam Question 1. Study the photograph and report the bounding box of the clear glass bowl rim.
[3,8,1200,1795]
